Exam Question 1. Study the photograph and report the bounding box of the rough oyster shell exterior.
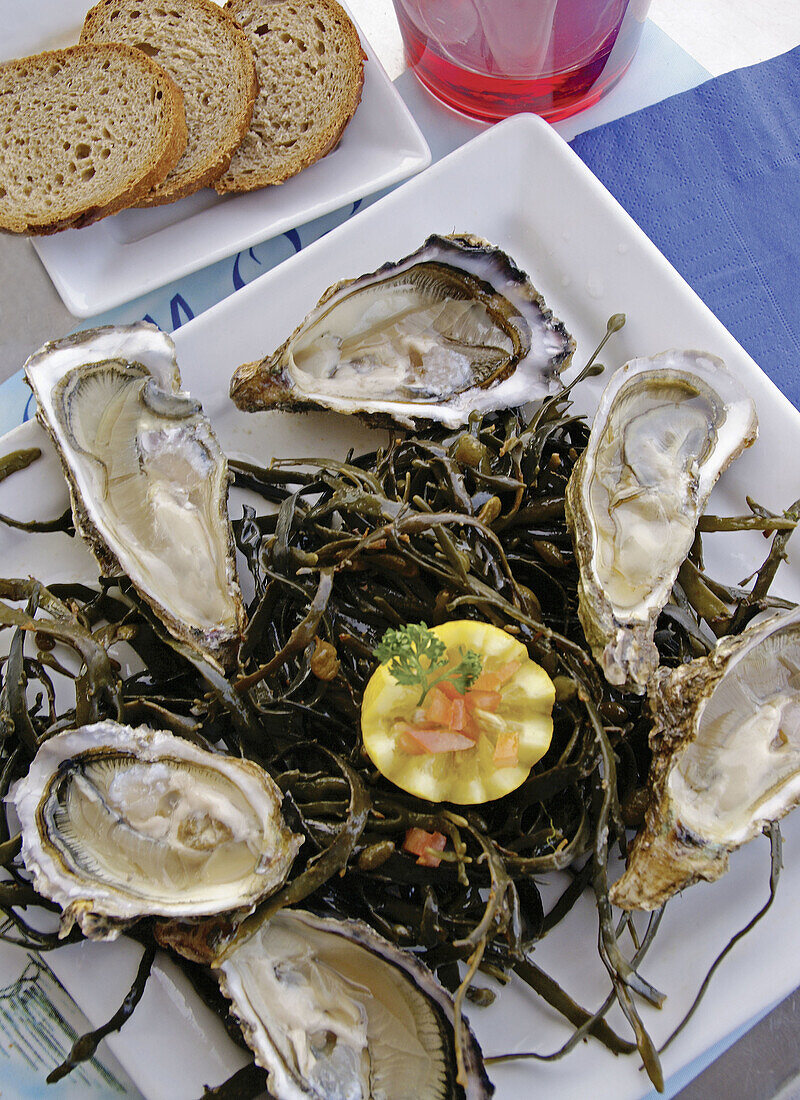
[12,721,302,939]
[230,233,574,429]
[216,907,494,1100]
[611,607,800,910]
[24,323,245,669]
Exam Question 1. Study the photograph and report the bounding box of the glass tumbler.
[392,0,653,123]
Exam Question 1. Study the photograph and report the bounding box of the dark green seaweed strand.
[107,581,257,747]
[198,1062,270,1100]
[450,824,511,953]
[539,860,594,936]
[270,455,386,497]
[0,446,69,528]
[593,877,664,1091]
[493,907,664,1064]
[0,749,22,845]
[508,957,636,1056]
[0,506,72,534]
[445,823,514,1087]
[730,498,800,633]
[585,693,664,1091]
[586,697,663,1008]
[0,582,123,727]
[0,450,72,533]
[1,627,39,756]
[0,881,56,909]
[505,313,624,454]
[698,515,798,532]
[0,449,41,481]
[235,570,333,694]
[234,749,370,938]
[0,907,82,950]
[0,833,21,866]
[47,944,156,1083]
[677,561,736,630]
[659,822,783,1057]
[699,571,794,613]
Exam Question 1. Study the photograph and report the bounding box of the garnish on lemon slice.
[362,620,555,804]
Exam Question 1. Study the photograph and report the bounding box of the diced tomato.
[397,729,429,755]
[450,696,467,731]
[424,687,454,726]
[402,827,430,855]
[465,689,503,714]
[418,838,447,867]
[472,661,521,692]
[493,730,519,767]
[399,724,476,754]
[403,828,447,867]
[461,710,480,740]
[472,671,502,692]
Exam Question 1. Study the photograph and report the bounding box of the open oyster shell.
[12,721,302,939]
[611,607,800,910]
[216,907,494,1100]
[24,323,245,670]
[230,234,574,429]
[565,349,757,693]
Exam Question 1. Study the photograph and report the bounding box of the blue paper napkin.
[570,44,800,410]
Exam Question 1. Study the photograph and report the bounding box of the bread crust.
[214,0,365,194]
[81,0,258,206]
[0,44,187,236]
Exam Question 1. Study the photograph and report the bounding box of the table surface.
[3,3,800,1099]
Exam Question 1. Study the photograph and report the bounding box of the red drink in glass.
[392,0,652,123]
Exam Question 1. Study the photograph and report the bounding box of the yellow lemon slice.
[361,620,555,804]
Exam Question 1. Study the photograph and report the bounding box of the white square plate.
[2,113,800,1099]
[0,0,430,317]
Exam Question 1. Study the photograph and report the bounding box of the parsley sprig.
[374,622,483,704]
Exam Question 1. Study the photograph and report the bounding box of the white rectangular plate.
[0,0,430,317]
[1,113,800,1100]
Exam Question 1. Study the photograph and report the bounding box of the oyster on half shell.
[24,323,245,669]
[216,908,494,1100]
[230,234,574,429]
[566,349,757,693]
[12,721,302,940]
[611,607,800,910]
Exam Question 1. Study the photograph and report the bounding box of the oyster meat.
[611,607,800,910]
[566,349,757,693]
[216,908,494,1100]
[12,721,302,939]
[24,323,245,669]
[230,234,574,429]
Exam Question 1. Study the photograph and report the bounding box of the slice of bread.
[81,0,258,206]
[215,0,365,193]
[0,44,186,236]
